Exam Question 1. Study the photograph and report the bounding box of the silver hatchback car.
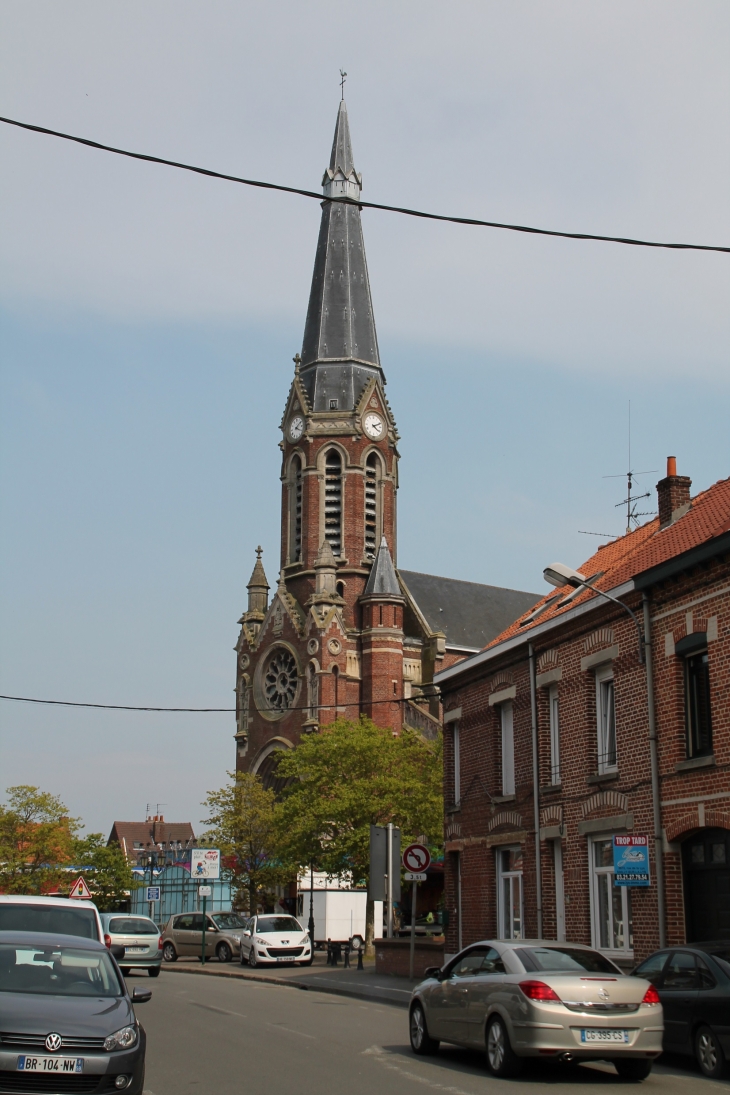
[100,914,162,977]
[410,940,663,1081]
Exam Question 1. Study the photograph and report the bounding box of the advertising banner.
[190,848,221,879]
[613,835,650,887]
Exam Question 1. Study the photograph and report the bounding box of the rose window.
[263,648,298,713]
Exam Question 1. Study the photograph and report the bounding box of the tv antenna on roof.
[146,803,167,817]
[602,401,657,534]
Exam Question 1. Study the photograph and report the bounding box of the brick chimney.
[657,456,692,529]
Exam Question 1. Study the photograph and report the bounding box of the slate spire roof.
[299,101,383,412]
[363,536,402,597]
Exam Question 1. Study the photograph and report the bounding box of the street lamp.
[308,862,316,947]
[543,562,644,663]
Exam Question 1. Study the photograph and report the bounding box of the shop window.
[500,702,515,796]
[549,684,560,784]
[589,837,633,956]
[685,649,712,758]
[595,666,617,773]
[497,847,523,940]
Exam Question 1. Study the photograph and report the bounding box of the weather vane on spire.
[340,69,347,100]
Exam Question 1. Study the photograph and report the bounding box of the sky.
[1,1,728,835]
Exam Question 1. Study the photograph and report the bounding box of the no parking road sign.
[402,843,431,874]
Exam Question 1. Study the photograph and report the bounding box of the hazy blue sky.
[1,2,728,834]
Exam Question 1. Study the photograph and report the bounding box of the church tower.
[234,101,440,787]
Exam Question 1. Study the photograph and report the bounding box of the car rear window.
[708,949,730,976]
[212,913,246,930]
[517,946,622,974]
[0,943,122,997]
[256,916,302,933]
[108,917,158,935]
[0,904,97,939]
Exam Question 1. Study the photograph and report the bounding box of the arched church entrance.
[251,740,292,797]
[682,828,730,942]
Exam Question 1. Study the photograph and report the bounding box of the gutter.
[434,580,635,685]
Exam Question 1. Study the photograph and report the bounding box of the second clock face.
[288,416,305,441]
[363,413,384,439]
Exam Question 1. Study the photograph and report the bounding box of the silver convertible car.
[409,940,663,1081]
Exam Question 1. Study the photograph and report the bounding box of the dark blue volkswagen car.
[0,931,150,1093]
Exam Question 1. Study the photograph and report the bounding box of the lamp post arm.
[578,580,644,663]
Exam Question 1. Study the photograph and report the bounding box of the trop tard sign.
[613,835,650,887]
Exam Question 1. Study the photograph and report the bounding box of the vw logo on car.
[45,1033,62,1052]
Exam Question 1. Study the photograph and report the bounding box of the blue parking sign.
[613,835,650,887]
[145,885,161,902]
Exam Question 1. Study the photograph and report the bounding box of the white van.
[0,894,104,942]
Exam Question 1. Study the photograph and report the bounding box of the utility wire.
[0,693,418,715]
[1,115,728,254]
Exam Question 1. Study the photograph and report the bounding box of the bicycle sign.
[402,843,431,873]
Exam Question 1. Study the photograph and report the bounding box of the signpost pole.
[409,879,418,980]
[387,823,393,939]
[201,892,207,964]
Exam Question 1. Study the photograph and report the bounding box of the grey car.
[100,914,162,978]
[0,930,150,1094]
[409,940,663,1081]
[161,911,246,963]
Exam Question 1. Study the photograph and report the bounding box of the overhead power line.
[1,115,728,254]
[0,693,418,715]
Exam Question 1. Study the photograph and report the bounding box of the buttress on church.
[234,101,538,787]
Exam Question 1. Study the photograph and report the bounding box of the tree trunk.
[365,897,375,956]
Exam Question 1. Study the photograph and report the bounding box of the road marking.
[190,1001,247,1019]
[266,1022,316,1039]
[362,1046,475,1095]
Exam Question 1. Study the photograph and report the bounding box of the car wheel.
[695,1026,725,1079]
[614,1060,653,1082]
[409,1002,439,1056]
[162,942,177,963]
[486,1016,523,1078]
[248,948,258,968]
[148,966,161,978]
[217,942,232,963]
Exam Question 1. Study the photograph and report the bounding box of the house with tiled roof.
[434,458,730,965]
[108,815,196,867]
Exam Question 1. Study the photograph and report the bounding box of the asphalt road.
[133,970,727,1095]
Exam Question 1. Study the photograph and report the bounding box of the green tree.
[202,772,292,915]
[0,785,79,894]
[273,717,443,909]
[71,834,137,911]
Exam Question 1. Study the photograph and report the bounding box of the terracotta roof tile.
[485,475,730,650]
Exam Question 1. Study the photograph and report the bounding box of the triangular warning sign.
[69,876,92,900]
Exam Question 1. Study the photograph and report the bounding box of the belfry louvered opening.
[365,452,378,560]
[290,456,303,563]
[324,449,343,556]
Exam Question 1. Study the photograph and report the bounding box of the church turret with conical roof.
[233,99,540,787]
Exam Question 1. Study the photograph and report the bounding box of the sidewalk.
[158,952,420,1008]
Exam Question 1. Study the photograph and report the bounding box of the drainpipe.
[642,593,666,949]
[528,643,543,939]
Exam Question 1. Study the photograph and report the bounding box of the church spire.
[299,100,382,412]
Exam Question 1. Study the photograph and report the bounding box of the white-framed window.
[453,722,461,805]
[500,702,515,796]
[497,846,523,940]
[588,836,633,956]
[595,665,617,773]
[548,683,560,785]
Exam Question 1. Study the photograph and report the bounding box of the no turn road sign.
[402,843,431,873]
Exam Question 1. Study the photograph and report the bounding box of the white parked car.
[0,894,104,943]
[240,915,312,967]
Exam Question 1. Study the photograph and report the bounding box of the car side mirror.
[424,966,440,979]
[110,945,126,962]
[132,987,152,1003]
[243,930,251,937]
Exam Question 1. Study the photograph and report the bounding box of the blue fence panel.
[130,864,232,926]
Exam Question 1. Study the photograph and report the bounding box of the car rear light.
[641,985,660,1005]
[519,980,561,1002]
[104,934,112,949]
[158,936,163,949]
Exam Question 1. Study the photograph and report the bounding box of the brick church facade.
[234,101,538,785]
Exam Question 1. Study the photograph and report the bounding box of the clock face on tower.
[288,416,305,441]
[363,412,384,439]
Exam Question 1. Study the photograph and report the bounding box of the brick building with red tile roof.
[434,459,730,965]
[107,815,196,867]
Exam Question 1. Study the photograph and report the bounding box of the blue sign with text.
[613,835,650,887]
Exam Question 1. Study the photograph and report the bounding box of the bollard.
[333,943,341,966]
[356,946,364,971]
[343,943,350,968]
